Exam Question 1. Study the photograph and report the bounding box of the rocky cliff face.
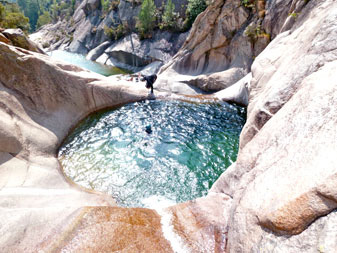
[211,0,337,251]
[1,0,337,252]
[30,0,189,73]
[158,0,310,94]
[93,31,189,72]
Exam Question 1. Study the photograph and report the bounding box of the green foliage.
[244,24,259,42]
[36,10,51,29]
[16,0,74,32]
[136,0,156,38]
[184,0,207,29]
[25,0,39,31]
[104,23,126,40]
[101,0,120,15]
[50,2,60,21]
[288,12,299,19]
[113,23,126,40]
[241,0,255,8]
[160,0,175,30]
[71,0,76,13]
[17,0,27,11]
[0,2,30,32]
[244,24,270,44]
[101,0,110,14]
[3,2,22,13]
[104,25,113,38]
[59,1,69,10]
[1,11,30,31]
[0,3,5,22]
[17,0,44,31]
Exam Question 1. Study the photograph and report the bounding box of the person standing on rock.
[139,74,157,94]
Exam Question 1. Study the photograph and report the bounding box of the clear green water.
[49,50,129,76]
[58,100,246,208]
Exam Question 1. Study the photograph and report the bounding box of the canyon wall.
[1,0,337,252]
[158,0,311,94]
[30,0,189,72]
[211,0,337,251]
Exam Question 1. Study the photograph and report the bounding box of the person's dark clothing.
[141,75,157,94]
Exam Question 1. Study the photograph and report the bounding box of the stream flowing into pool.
[58,100,246,208]
[49,50,128,76]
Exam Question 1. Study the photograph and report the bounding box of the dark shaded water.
[58,100,246,208]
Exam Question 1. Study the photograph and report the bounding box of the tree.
[1,12,30,31]
[26,0,39,31]
[0,2,30,32]
[160,0,175,30]
[17,0,65,31]
[136,0,156,37]
[17,0,41,31]
[71,0,76,14]
[36,10,51,28]
[0,3,5,22]
[17,0,27,11]
[101,0,110,14]
[185,0,207,29]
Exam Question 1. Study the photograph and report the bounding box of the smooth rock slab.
[0,32,11,45]
[48,207,173,252]
[219,0,337,252]
[3,29,44,54]
[163,193,231,253]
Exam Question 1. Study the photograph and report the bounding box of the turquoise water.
[49,50,128,76]
[58,100,246,208]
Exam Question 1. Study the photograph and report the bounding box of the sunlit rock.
[2,28,44,54]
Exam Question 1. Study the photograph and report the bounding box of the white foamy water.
[157,208,192,253]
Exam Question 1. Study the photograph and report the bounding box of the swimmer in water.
[145,125,152,134]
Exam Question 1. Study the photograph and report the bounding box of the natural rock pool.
[58,100,246,208]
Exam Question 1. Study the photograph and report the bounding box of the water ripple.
[58,100,246,208]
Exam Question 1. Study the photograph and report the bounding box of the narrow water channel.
[49,50,129,76]
[58,100,246,208]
